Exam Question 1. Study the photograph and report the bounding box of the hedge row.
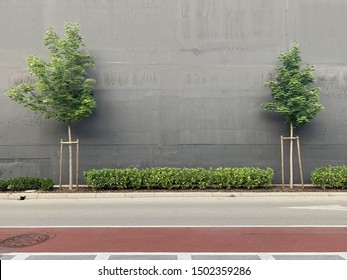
[83,167,275,190]
[311,166,347,189]
[1,165,346,192]
[0,177,54,191]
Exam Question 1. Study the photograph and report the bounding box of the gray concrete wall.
[1,0,347,184]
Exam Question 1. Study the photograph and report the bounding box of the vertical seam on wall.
[285,0,289,49]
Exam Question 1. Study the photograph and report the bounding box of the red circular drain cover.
[1,233,51,248]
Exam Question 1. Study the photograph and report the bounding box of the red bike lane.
[1,227,347,253]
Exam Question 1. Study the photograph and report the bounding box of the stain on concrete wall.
[1,0,347,184]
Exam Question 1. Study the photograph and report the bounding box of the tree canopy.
[5,22,96,123]
[261,43,323,128]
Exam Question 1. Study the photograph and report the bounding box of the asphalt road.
[1,196,347,227]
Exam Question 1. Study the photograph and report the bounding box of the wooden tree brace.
[59,139,79,189]
[281,136,299,140]
[280,135,304,190]
[61,141,79,144]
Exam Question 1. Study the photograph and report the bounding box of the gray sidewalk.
[1,190,347,200]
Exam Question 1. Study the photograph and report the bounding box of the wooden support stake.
[59,139,79,189]
[59,139,63,189]
[281,136,285,190]
[280,134,304,190]
[290,124,293,189]
[297,137,304,190]
[76,139,79,189]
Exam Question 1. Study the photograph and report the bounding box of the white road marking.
[10,254,30,260]
[258,253,276,260]
[177,253,192,260]
[94,254,112,260]
[2,252,347,260]
[283,205,347,211]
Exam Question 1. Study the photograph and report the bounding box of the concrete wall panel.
[1,0,347,184]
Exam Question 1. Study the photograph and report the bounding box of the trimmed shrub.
[141,167,175,189]
[84,167,274,190]
[6,177,54,191]
[311,166,347,189]
[83,168,116,189]
[39,178,55,191]
[0,179,9,191]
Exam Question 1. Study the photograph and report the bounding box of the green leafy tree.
[5,22,96,189]
[262,43,323,130]
[262,43,323,188]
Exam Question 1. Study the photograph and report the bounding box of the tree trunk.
[289,123,294,189]
[67,120,73,190]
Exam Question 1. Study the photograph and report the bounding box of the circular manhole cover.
[1,233,52,248]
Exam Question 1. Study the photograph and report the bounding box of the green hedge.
[84,167,274,190]
[0,177,54,191]
[0,179,8,191]
[311,166,347,189]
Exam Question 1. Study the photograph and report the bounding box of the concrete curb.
[2,191,347,200]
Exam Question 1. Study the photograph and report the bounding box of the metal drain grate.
[0,233,52,248]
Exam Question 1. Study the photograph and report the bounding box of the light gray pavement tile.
[26,255,97,260]
[273,254,345,260]
[0,254,15,260]
[109,255,178,260]
[191,255,261,260]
